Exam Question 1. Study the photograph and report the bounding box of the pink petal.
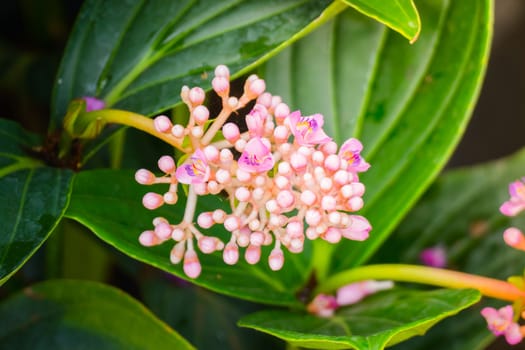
[238,137,274,173]
[481,307,500,323]
[246,104,268,137]
[499,305,514,321]
[339,138,370,172]
[336,280,394,306]
[307,294,338,318]
[341,215,371,241]
[505,323,523,345]
[500,201,525,217]
[288,111,331,146]
[336,282,367,306]
[82,96,106,112]
[419,245,447,268]
[509,180,525,200]
[175,149,210,184]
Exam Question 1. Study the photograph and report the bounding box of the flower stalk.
[315,264,525,302]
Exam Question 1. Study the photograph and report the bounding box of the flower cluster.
[480,178,525,345]
[135,65,371,279]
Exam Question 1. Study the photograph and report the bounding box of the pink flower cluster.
[479,178,525,345]
[135,65,371,279]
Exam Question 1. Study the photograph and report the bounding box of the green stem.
[75,109,189,152]
[312,240,334,282]
[108,128,127,169]
[315,264,525,303]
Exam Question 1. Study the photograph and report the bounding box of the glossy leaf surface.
[0,119,73,285]
[51,0,340,128]
[65,169,308,307]
[376,148,525,349]
[265,0,493,278]
[343,0,420,42]
[0,280,194,349]
[239,288,480,349]
[142,276,284,350]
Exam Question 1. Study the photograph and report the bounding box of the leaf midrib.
[0,169,34,269]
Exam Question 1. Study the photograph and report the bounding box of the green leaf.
[374,148,525,349]
[51,0,344,129]
[65,169,309,307]
[239,288,480,349]
[0,118,42,176]
[342,0,421,43]
[0,280,194,350]
[265,0,493,277]
[0,119,73,285]
[141,276,284,350]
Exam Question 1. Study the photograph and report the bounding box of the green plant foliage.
[375,148,525,349]
[51,0,341,128]
[239,288,480,349]
[63,0,492,311]
[342,0,420,42]
[141,276,284,350]
[0,280,194,349]
[0,119,73,285]
[265,0,492,279]
[65,169,309,307]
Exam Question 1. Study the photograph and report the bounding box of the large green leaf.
[239,288,480,349]
[265,0,493,278]
[51,0,345,129]
[141,275,284,350]
[0,119,73,285]
[343,0,420,42]
[375,148,525,350]
[65,169,309,307]
[0,280,194,349]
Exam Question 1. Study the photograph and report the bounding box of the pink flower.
[307,294,338,318]
[340,215,371,241]
[82,96,105,112]
[481,305,523,345]
[336,280,394,306]
[419,245,447,268]
[238,137,274,173]
[175,149,210,184]
[288,111,331,146]
[503,227,525,251]
[246,104,268,137]
[339,138,370,172]
[500,179,525,217]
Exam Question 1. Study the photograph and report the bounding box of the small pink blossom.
[82,96,106,112]
[503,227,525,251]
[288,111,331,146]
[481,305,523,345]
[175,149,210,184]
[238,137,274,173]
[419,245,447,268]
[500,179,525,217]
[339,138,370,172]
[336,280,394,306]
[246,104,268,137]
[307,294,338,318]
[340,215,371,241]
